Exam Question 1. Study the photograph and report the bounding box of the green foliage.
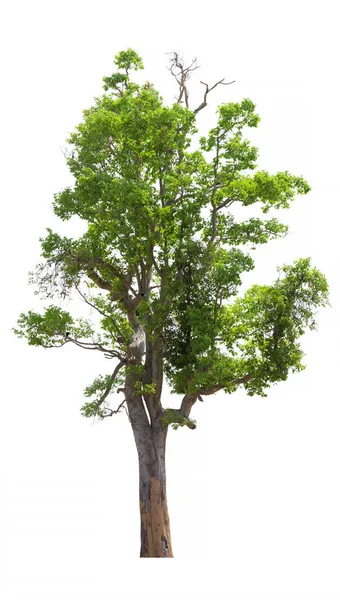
[229,170,311,213]
[13,306,93,347]
[84,373,125,399]
[80,401,108,420]
[102,48,144,92]
[14,49,329,418]
[126,364,145,377]
[215,215,289,245]
[161,409,197,430]
[135,381,157,395]
[164,256,329,396]
[114,48,144,71]
[218,258,329,395]
[81,367,126,420]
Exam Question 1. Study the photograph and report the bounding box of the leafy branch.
[81,361,128,420]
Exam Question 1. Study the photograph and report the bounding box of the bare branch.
[101,401,131,422]
[193,78,235,115]
[42,341,68,349]
[179,392,198,420]
[64,335,126,361]
[167,52,199,108]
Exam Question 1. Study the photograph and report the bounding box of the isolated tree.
[14,49,329,557]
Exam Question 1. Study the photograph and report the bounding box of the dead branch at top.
[193,78,235,115]
[167,51,235,114]
[167,52,200,108]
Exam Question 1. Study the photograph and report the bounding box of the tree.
[14,49,329,557]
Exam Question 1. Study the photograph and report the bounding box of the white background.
[0,1,339,598]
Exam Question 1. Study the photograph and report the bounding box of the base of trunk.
[140,476,173,557]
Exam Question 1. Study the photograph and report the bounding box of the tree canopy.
[14,49,329,426]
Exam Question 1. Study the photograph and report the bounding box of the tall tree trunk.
[124,362,173,557]
[138,421,173,557]
[125,318,173,556]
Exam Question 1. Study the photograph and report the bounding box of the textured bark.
[127,393,173,557]
[124,310,173,557]
[126,392,173,556]
[138,423,173,558]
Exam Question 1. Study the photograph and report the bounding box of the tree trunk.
[125,317,172,556]
[125,373,173,557]
[138,422,173,558]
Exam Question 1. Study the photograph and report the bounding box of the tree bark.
[126,376,173,556]
[125,309,173,556]
[138,421,173,557]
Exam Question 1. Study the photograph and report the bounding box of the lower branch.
[161,408,197,430]
[101,399,131,422]
[161,392,199,430]
[198,373,254,396]
[162,374,254,430]
[64,335,126,362]
[179,392,198,419]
